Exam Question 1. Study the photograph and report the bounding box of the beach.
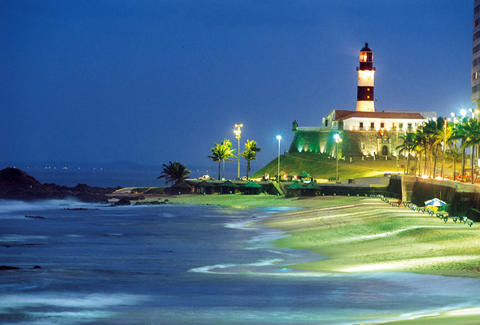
[2,195,480,324]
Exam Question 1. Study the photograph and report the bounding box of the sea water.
[1,200,480,324]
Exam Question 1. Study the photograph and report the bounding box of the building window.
[474,72,479,81]
[359,122,364,129]
[399,123,404,130]
[408,123,412,130]
[474,44,480,54]
[325,119,329,127]
[380,122,385,128]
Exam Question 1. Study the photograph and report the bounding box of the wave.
[24,310,116,324]
[189,258,284,274]
[0,199,106,218]
[0,234,48,242]
[0,292,148,310]
[224,220,256,230]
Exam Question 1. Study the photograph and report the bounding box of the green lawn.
[161,193,365,209]
[252,152,457,181]
[253,153,403,180]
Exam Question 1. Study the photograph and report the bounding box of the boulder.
[115,198,131,206]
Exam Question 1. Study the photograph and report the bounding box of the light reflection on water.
[0,200,479,324]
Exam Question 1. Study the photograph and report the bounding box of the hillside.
[0,167,114,202]
[252,153,403,180]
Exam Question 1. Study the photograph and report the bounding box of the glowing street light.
[334,133,342,182]
[234,124,243,179]
[276,135,282,182]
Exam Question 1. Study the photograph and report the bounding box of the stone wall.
[289,129,404,158]
[401,176,480,221]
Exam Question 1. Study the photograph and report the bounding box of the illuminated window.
[359,122,364,129]
[367,96,370,99]
[380,122,385,128]
[367,88,370,91]
[360,52,367,62]
[474,72,479,81]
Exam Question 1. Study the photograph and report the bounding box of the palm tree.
[209,143,223,180]
[415,125,431,176]
[209,140,236,180]
[446,146,461,181]
[157,161,191,184]
[460,118,480,183]
[431,118,447,178]
[440,119,454,178]
[240,140,261,179]
[221,139,236,180]
[397,132,416,174]
[453,117,469,179]
[412,133,423,176]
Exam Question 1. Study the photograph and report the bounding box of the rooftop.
[334,110,425,121]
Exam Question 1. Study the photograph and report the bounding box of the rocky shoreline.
[0,167,116,203]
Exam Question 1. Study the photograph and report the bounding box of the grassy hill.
[252,153,403,180]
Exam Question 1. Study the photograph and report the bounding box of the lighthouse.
[356,43,376,112]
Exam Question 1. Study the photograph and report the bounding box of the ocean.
[1,200,480,324]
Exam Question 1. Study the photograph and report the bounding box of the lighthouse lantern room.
[356,43,376,112]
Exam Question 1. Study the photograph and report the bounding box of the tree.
[446,146,461,181]
[440,119,454,178]
[415,125,430,176]
[459,118,480,183]
[240,140,261,179]
[208,139,236,180]
[397,133,416,174]
[157,161,191,184]
[453,117,469,179]
[208,143,223,180]
[221,139,236,180]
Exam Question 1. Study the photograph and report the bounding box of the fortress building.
[289,43,436,159]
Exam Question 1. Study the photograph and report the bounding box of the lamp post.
[234,124,243,179]
[276,135,282,182]
[333,133,342,182]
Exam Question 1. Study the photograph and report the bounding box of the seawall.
[401,176,480,221]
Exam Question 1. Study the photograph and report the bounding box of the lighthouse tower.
[356,43,376,112]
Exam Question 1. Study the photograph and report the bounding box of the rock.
[115,198,131,206]
[33,265,41,269]
[25,215,46,220]
[0,168,115,202]
[0,266,19,270]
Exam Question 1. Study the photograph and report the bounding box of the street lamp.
[234,124,243,179]
[333,133,342,182]
[276,135,282,182]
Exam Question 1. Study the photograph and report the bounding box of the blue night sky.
[0,0,474,169]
